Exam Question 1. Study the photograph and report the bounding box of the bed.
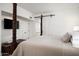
[12,35,79,56]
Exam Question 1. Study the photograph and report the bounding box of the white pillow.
[61,33,72,43]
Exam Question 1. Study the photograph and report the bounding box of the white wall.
[34,7,79,36]
[44,8,79,36]
[28,21,36,38]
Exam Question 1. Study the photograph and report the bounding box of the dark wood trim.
[12,3,17,43]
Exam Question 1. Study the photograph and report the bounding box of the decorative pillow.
[61,33,72,43]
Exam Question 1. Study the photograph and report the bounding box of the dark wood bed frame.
[1,3,17,56]
[2,3,55,56]
[5,3,18,55]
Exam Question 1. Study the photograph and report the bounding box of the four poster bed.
[3,3,79,56]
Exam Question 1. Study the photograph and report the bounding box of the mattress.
[12,35,79,56]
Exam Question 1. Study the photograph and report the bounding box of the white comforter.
[12,35,79,56]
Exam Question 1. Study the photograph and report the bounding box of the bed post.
[40,15,43,36]
[12,3,17,43]
[34,14,55,36]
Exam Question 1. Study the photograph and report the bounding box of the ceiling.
[18,3,79,14]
